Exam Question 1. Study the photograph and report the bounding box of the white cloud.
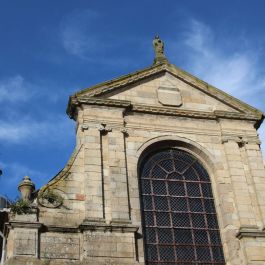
[0,161,46,199]
[0,161,45,185]
[0,75,68,104]
[0,116,74,145]
[173,19,265,154]
[0,73,75,145]
[180,19,265,98]
[60,9,101,59]
[0,75,36,103]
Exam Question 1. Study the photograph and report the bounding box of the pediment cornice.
[67,97,263,127]
[67,62,264,127]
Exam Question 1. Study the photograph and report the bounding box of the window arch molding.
[136,136,225,264]
[137,135,217,181]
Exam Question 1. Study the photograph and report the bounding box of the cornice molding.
[45,225,79,233]
[8,221,43,230]
[67,97,131,119]
[132,104,261,121]
[40,223,139,233]
[66,62,264,125]
[76,63,167,98]
[67,96,262,123]
[79,222,138,233]
[68,97,262,121]
[221,132,261,145]
[236,227,265,239]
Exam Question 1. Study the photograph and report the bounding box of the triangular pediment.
[67,63,263,126]
[103,72,239,113]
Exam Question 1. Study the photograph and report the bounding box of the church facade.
[3,38,265,265]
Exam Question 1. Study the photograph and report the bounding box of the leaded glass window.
[139,149,225,264]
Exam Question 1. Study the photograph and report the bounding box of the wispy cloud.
[0,74,75,197]
[0,116,74,145]
[0,75,36,103]
[178,19,265,100]
[0,161,47,199]
[0,74,75,145]
[168,19,265,154]
[60,9,99,58]
[0,74,69,104]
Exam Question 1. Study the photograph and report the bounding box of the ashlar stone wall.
[5,71,265,265]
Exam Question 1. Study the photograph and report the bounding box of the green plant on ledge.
[41,189,63,207]
[10,199,32,215]
[42,253,51,265]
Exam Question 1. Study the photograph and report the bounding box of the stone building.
[3,37,265,265]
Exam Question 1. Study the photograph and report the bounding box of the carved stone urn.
[18,176,35,201]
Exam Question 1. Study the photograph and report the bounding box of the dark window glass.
[140,149,225,264]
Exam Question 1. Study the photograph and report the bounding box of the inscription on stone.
[14,229,37,256]
[84,231,134,258]
[40,233,80,260]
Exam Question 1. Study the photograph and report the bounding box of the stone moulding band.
[66,62,264,122]
[75,63,167,98]
[67,96,262,125]
[79,223,139,233]
[8,223,139,233]
[236,227,265,239]
[8,221,43,229]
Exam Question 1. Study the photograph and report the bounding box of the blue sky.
[1,0,265,199]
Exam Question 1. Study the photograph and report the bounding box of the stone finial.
[153,35,168,64]
[18,176,35,201]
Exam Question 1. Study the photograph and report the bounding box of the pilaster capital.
[121,127,129,137]
[98,123,112,134]
[221,135,244,144]
[81,124,89,131]
[221,134,261,146]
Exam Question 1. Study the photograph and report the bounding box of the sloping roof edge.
[66,62,264,126]
[38,144,83,194]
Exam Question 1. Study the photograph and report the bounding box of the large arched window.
[139,148,225,264]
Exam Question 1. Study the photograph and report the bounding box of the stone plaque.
[14,229,37,256]
[157,86,182,106]
[84,231,134,258]
[40,233,80,260]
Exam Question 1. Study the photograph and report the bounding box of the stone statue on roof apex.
[153,35,168,64]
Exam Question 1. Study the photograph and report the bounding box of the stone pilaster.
[99,123,130,223]
[240,137,265,229]
[84,126,105,222]
[222,136,257,228]
[108,128,130,223]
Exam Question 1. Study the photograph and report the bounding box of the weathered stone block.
[40,233,80,260]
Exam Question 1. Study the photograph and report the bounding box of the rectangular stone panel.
[14,229,37,256]
[84,231,134,258]
[40,232,80,260]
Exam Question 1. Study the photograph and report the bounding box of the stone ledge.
[68,96,262,122]
[42,222,139,234]
[44,225,80,233]
[79,222,138,233]
[236,226,265,239]
[110,218,132,225]
[8,221,43,229]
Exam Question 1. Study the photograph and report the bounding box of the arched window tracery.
[139,148,225,264]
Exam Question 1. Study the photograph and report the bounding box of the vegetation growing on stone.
[10,199,32,215]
